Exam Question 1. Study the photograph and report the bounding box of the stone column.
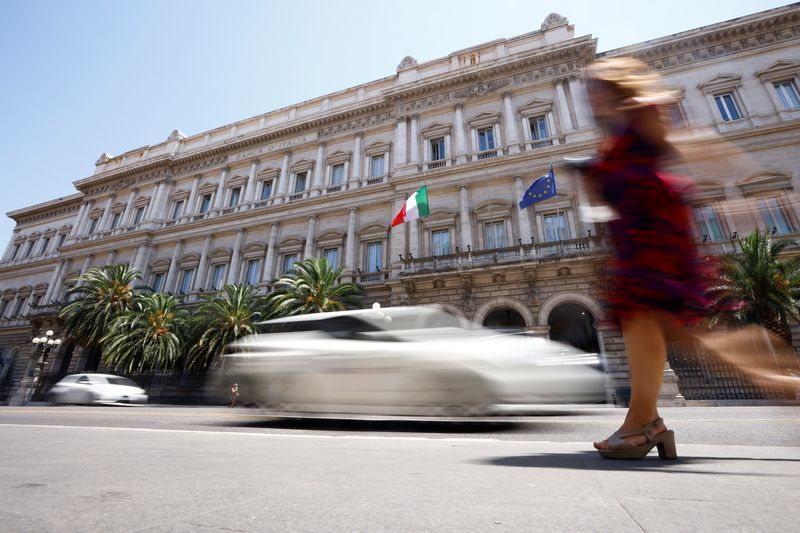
[120,189,137,227]
[454,104,467,164]
[142,182,162,222]
[409,115,419,166]
[514,177,533,244]
[77,200,95,236]
[69,203,88,238]
[213,167,230,210]
[503,92,520,154]
[394,118,407,168]
[304,216,317,259]
[227,230,246,284]
[274,152,291,203]
[555,79,574,131]
[344,209,358,273]
[350,134,363,185]
[98,195,115,232]
[311,144,325,197]
[183,176,201,220]
[409,219,420,258]
[194,235,213,290]
[43,259,67,303]
[459,186,473,249]
[76,255,94,286]
[106,249,118,267]
[389,197,406,270]
[244,160,260,204]
[164,239,185,294]
[568,77,592,130]
[131,245,151,280]
[263,223,279,282]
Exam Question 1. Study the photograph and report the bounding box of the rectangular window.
[41,237,51,254]
[151,272,165,293]
[664,104,685,128]
[0,300,9,318]
[132,206,145,225]
[10,244,19,260]
[57,234,66,249]
[109,212,121,230]
[228,187,241,207]
[758,197,793,234]
[178,269,194,294]
[432,229,451,256]
[12,297,26,318]
[430,137,445,161]
[199,194,212,214]
[715,93,741,121]
[260,181,272,201]
[25,241,35,257]
[331,164,345,185]
[366,242,383,272]
[282,253,298,273]
[370,155,384,178]
[529,116,549,140]
[294,172,307,193]
[774,80,800,110]
[484,221,507,249]
[31,294,42,308]
[323,248,338,269]
[693,206,724,241]
[543,213,569,242]
[211,264,226,290]
[245,259,261,285]
[478,127,495,151]
[87,218,99,234]
[171,200,184,220]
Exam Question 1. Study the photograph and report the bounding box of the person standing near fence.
[229,382,239,408]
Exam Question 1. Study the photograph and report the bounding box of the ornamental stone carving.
[541,13,568,30]
[167,129,187,142]
[96,153,112,165]
[397,56,418,71]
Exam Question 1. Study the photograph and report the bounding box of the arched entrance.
[547,303,599,353]
[483,308,526,332]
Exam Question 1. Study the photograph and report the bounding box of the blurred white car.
[49,374,148,405]
[218,306,607,416]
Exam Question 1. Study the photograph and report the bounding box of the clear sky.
[0,0,791,246]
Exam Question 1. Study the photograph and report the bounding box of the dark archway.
[483,308,526,332]
[547,303,599,353]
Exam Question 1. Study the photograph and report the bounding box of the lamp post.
[31,329,61,398]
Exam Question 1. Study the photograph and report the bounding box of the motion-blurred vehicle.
[49,374,148,405]
[218,306,607,416]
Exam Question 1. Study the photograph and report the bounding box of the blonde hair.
[585,57,676,109]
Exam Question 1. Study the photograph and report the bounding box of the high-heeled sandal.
[596,417,677,460]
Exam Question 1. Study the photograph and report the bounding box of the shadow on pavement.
[478,451,800,475]
[218,416,524,434]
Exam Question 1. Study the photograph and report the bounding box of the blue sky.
[0,0,790,245]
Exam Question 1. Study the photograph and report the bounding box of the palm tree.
[59,264,142,366]
[267,257,364,317]
[185,284,268,371]
[706,230,800,344]
[101,292,187,373]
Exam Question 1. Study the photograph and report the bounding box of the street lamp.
[31,329,61,393]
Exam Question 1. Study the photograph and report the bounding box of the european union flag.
[519,164,556,209]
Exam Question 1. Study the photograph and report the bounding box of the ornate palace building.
[2,5,799,403]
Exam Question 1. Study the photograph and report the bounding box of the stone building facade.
[1,5,799,402]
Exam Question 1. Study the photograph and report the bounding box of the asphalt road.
[1,404,798,446]
[1,405,799,532]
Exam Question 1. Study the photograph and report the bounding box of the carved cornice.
[605,7,800,73]
[7,193,83,224]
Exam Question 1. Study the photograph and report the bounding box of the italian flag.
[392,185,430,228]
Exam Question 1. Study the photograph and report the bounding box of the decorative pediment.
[96,153,112,165]
[518,98,554,115]
[358,224,389,239]
[467,111,501,127]
[111,202,127,212]
[397,56,418,72]
[737,171,793,195]
[2,288,15,298]
[150,258,171,270]
[226,174,248,187]
[279,237,304,248]
[170,190,189,202]
[289,159,314,172]
[167,129,187,142]
[474,199,513,218]
[364,141,392,156]
[326,150,352,164]
[33,282,48,292]
[242,243,266,255]
[755,60,800,81]
[257,166,280,179]
[317,230,345,243]
[425,209,458,225]
[691,180,726,200]
[420,121,452,137]
[198,182,217,194]
[697,74,742,93]
[179,254,200,266]
[541,13,568,30]
[210,248,232,261]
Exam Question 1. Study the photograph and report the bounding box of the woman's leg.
[595,311,667,449]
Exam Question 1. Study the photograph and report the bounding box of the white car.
[217,306,607,416]
[49,374,148,405]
